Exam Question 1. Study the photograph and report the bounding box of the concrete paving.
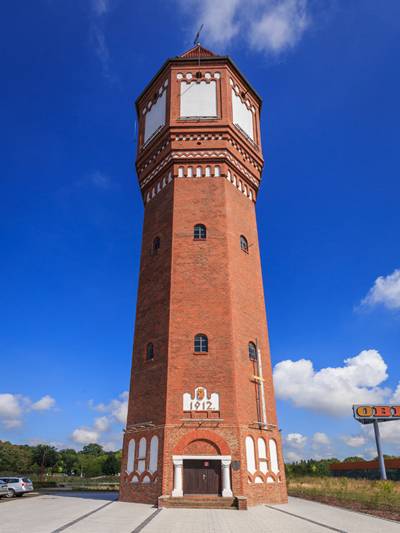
[0,492,398,533]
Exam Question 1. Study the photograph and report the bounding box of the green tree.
[81,443,104,456]
[77,453,106,477]
[102,453,120,475]
[343,456,365,462]
[32,445,59,480]
[58,449,79,475]
[0,441,33,474]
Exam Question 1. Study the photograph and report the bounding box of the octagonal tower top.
[135,45,264,203]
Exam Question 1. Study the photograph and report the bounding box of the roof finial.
[193,24,204,46]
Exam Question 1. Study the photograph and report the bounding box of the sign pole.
[373,420,387,480]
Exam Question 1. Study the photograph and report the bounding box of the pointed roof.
[179,44,217,59]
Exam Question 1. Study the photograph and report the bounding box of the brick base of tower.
[119,426,287,507]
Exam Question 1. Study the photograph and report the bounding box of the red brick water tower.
[119,45,287,508]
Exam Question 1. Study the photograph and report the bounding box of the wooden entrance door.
[183,460,221,495]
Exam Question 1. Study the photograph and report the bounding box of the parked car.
[0,477,34,498]
[0,479,8,498]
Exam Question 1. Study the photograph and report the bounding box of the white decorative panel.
[183,387,219,411]
[127,439,135,474]
[245,436,256,474]
[144,89,166,143]
[137,437,147,473]
[142,475,151,483]
[180,81,217,118]
[131,475,139,484]
[269,439,279,474]
[255,476,263,484]
[149,436,159,474]
[258,438,268,474]
[232,89,254,140]
[267,476,275,483]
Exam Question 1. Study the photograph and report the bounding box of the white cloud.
[177,0,310,57]
[89,0,116,81]
[91,391,128,425]
[341,435,366,448]
[87,171,113,190]
[3,418,23,429]
[391,383,400,403]
[94,416,110,432]
[273,349,391,417]
[92,0,110,16]
[0,393,55,429]
[72,428,100,444]
[179,0,240,47]
[249,0,309,54]
[312,432,330,447]
[31,395,56,411]
[285,432,307,449]
[101,439,120,452]
[373,422,400,449]
[0,393,22,419]
[361,269,400,310]
[285,450,302,462]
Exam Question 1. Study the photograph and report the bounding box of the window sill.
[178,116,219,121]
[193,238,207,241]
[193,352,209,355]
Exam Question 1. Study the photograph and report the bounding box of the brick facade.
[119,45,288,507]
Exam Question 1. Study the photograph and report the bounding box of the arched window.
[248,342,257,361]
[194,334,208,353]
[187,166,193,177]
[205,166,211,177]
[146,343,154,361]
[240,235,248,253]
[214,165,220,177]
[178,166,184,177]
[127,439,135,474]
[137,437,147,473]
[194,224,206,240]
[152,236,160,254]
[245,436,256,474]
[258,438,268,474]
[196,166,202,177]
[269,439,279,474]
[149,436,159,474]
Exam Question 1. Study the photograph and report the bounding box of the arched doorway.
[172,431,232,497]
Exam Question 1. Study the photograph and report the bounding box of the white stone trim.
[173,455,231,461]
[172,455,233,498]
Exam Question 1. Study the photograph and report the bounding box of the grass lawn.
[288,476,400,521]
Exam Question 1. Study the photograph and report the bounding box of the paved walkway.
[0,492,398,533]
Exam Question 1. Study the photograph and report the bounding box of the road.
[0,492,398,533]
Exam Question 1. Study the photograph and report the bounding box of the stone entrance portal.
[183,459,221,495]
[172,455,232,498]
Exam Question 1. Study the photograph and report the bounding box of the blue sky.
[1,0,400,460]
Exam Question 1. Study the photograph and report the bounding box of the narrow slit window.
[196,166,202,177]
[214,165,220,177]
[152,236,160,254]
[146,343,154,361]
